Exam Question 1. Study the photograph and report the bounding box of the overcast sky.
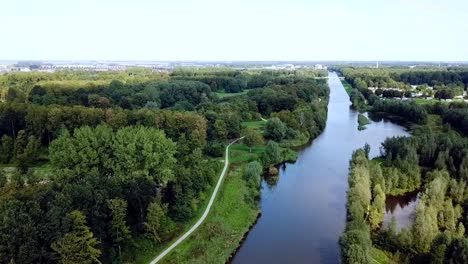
[1,0,467,61]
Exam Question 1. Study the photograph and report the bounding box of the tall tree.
[0,135,13,163]
[13,130,28,161]
[144,201,169,243]
[51,210,101,264]
[107,199,131,259]
[369,184,385,229]
[243,128,264,152]
[262,141,282,166]
[264,117,286,141]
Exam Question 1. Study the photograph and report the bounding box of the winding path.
[150,137,244,264]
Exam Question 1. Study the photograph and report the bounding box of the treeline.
[338,67,468,101]
[339,68,468,89]
[0,68,329,263]
[431,102,468,136]
[343,78,428,124]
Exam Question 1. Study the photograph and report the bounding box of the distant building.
[314,64,323,70]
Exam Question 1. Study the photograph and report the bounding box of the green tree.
[51,210,101,264]
[431,233,452,264]
[213,119,228,140]
[0,135,14,163]
[369,184,385,229]
[107,199,131,258]
[262,141,282,166]
[13,130,28,161]
[17,135,40,172]
[144,201,170,243]
[264,117,286,141]
[0,169,6,188]
[50,125,176,185]
[448,238,468,264]
[243,128,264,152]
[340,222,371,264]
[440,199,456,232]
[413,203,439,253]
[243,161,263,186]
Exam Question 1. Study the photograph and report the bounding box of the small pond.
[382,190,421,230]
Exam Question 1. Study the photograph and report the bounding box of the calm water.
[382,191,420,230]
[231,72,409,264]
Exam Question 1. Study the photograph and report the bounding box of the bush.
[262,141,282,166]
[243,161,262,187]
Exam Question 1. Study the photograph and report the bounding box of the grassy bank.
[341,80,353,95]
[150,110,323,263]
[158,167,259,264]
[358,114,371,130]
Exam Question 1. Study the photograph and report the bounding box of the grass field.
[229,143,266,164]
[412,97,467,105]
[411,98,440,105]
[215,90,249,98]
[158,167,259,264]
[341,80,353,95]
[241,120,266,131]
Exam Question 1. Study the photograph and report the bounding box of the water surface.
[382,191,420,230]
[231,72,409,264]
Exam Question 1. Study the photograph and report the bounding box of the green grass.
[215,90,249,98]
[241,120,266,131]
[229,142,298,165]
[229,143,265,164]
[412,98,440,105]
[411,97,466,105]
[341,80,353,96]
[158,167,259,264]
[33,163,55,179]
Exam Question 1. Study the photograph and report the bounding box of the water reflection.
[382,191,420,230]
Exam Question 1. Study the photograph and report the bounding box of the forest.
[340,67,468,263]
[0,68,329,263]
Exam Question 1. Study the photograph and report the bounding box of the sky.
[1,0,467,61]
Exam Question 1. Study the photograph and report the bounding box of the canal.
[231,72,409,263]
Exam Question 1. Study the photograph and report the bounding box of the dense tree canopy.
[0,68,329,263]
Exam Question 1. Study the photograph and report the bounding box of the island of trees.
[0,68,329,263]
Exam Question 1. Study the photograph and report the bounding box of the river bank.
[150,98,329,263]
[231,72,409,263]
